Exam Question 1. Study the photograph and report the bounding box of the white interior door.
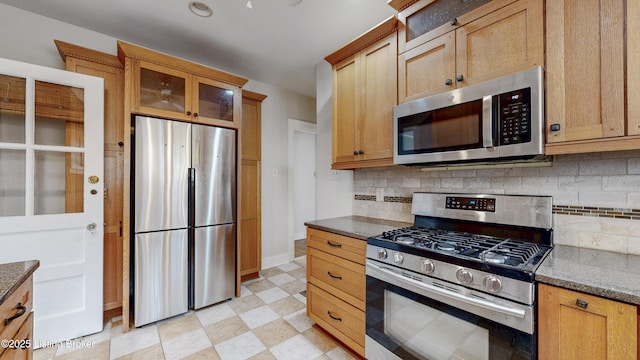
[0,58,104,345]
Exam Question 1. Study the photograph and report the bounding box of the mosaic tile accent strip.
[553,205,640,220]
[354,194,412,203]
[384,196,413,203]
[355,195,640,221]
[354,195,376,201]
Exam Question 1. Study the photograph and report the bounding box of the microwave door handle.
[482,95,494,148]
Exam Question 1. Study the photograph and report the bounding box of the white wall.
[314,61,353,219]
[353,151,640,255]
[0,3,317,270]
[241,81,316,268]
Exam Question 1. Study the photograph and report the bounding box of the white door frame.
[287,118,317,261]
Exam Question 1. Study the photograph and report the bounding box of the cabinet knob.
[450,18,458,26]
[575,298,589,309]
[445,79,453,86]
[353,151,359,155]
[549,123,561,132]
[456,74,464,82]
[118,141,124,147]
[186,111,192,116]
[193,112,199,118]
[358,150,364,155]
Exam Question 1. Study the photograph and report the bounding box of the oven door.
[366,260,536,360]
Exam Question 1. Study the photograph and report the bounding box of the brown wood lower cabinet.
[306,228,365,357]
[0,277,34,360]
[538,283,638,360]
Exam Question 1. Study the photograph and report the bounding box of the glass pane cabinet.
[134,61,240,127]
[139,68,187,114]
[195,77,235,122]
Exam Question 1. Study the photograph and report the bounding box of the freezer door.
[135,116,191,233]
[192,125,236,227]
[194,224,236,309]
[134,230,188,327]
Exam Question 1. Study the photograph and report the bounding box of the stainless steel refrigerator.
[133,116,236,327]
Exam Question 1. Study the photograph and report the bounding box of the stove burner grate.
[378,226,546,268]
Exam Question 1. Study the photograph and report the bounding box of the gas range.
[366,192,553,306]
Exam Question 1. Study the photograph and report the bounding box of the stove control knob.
[483,275,502,293]
[377,248,388,260]
[393,252,404,265]
[456,268,473,285]
[421,259,435,274]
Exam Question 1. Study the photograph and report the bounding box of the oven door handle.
[366,260,526,319]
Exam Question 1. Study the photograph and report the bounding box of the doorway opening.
[288,119,317,260]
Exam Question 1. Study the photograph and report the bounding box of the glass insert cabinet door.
[0,62,101,217]
[135,61,239,124]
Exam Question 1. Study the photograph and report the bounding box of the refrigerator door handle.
[188,168,196,228]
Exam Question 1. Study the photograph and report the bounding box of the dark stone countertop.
[0,260,39,305]
[305,215,411,240]
[306,217,640,306]
[536,245,640,305]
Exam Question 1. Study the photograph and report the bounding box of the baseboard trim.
[262,253,292,270]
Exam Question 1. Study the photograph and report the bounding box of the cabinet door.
[239,160,260,278]
[398,31,455,103]
[538,283,637,360]
[332,56,358,165]
[193,76,240,128]
[134,61,192,121]
[456,0,543,87]
[241,96,261,161]
[359,33,397,161]
[65,57,125,313]
[545,0,625,143]
[629,0,640,136]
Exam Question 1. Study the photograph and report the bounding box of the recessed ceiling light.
[189,1,213,17]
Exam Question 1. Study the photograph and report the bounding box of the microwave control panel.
[446,196,496,212]
[496,87,531,145]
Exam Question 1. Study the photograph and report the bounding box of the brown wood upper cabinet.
[397,0,543,103]
[118,41,247,128]
[325,17,398,170]
[545,0,640,154]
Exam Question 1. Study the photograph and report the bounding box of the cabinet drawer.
[0,312,33,360]
[307,283,365,356]
[0,278,33,344]
[308,248,365,310]
[306,228,365,265]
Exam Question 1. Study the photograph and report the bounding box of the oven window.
[385,290,489,359]
[397,100,483,155]
[366,276,534,360]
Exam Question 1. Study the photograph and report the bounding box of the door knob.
[86,223,97,231]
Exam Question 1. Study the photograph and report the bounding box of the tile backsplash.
[353,151,640,255]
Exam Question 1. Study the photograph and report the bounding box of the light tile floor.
[34,256,358,360]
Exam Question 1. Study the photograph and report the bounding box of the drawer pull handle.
[327,311,342,322]
[327,241,342,248]
[575,298,588,309]
[4,303,26,326]
[327,271,342,280]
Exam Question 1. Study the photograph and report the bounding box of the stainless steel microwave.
[393,66,545,166]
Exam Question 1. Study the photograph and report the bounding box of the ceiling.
[0,0,396,98]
